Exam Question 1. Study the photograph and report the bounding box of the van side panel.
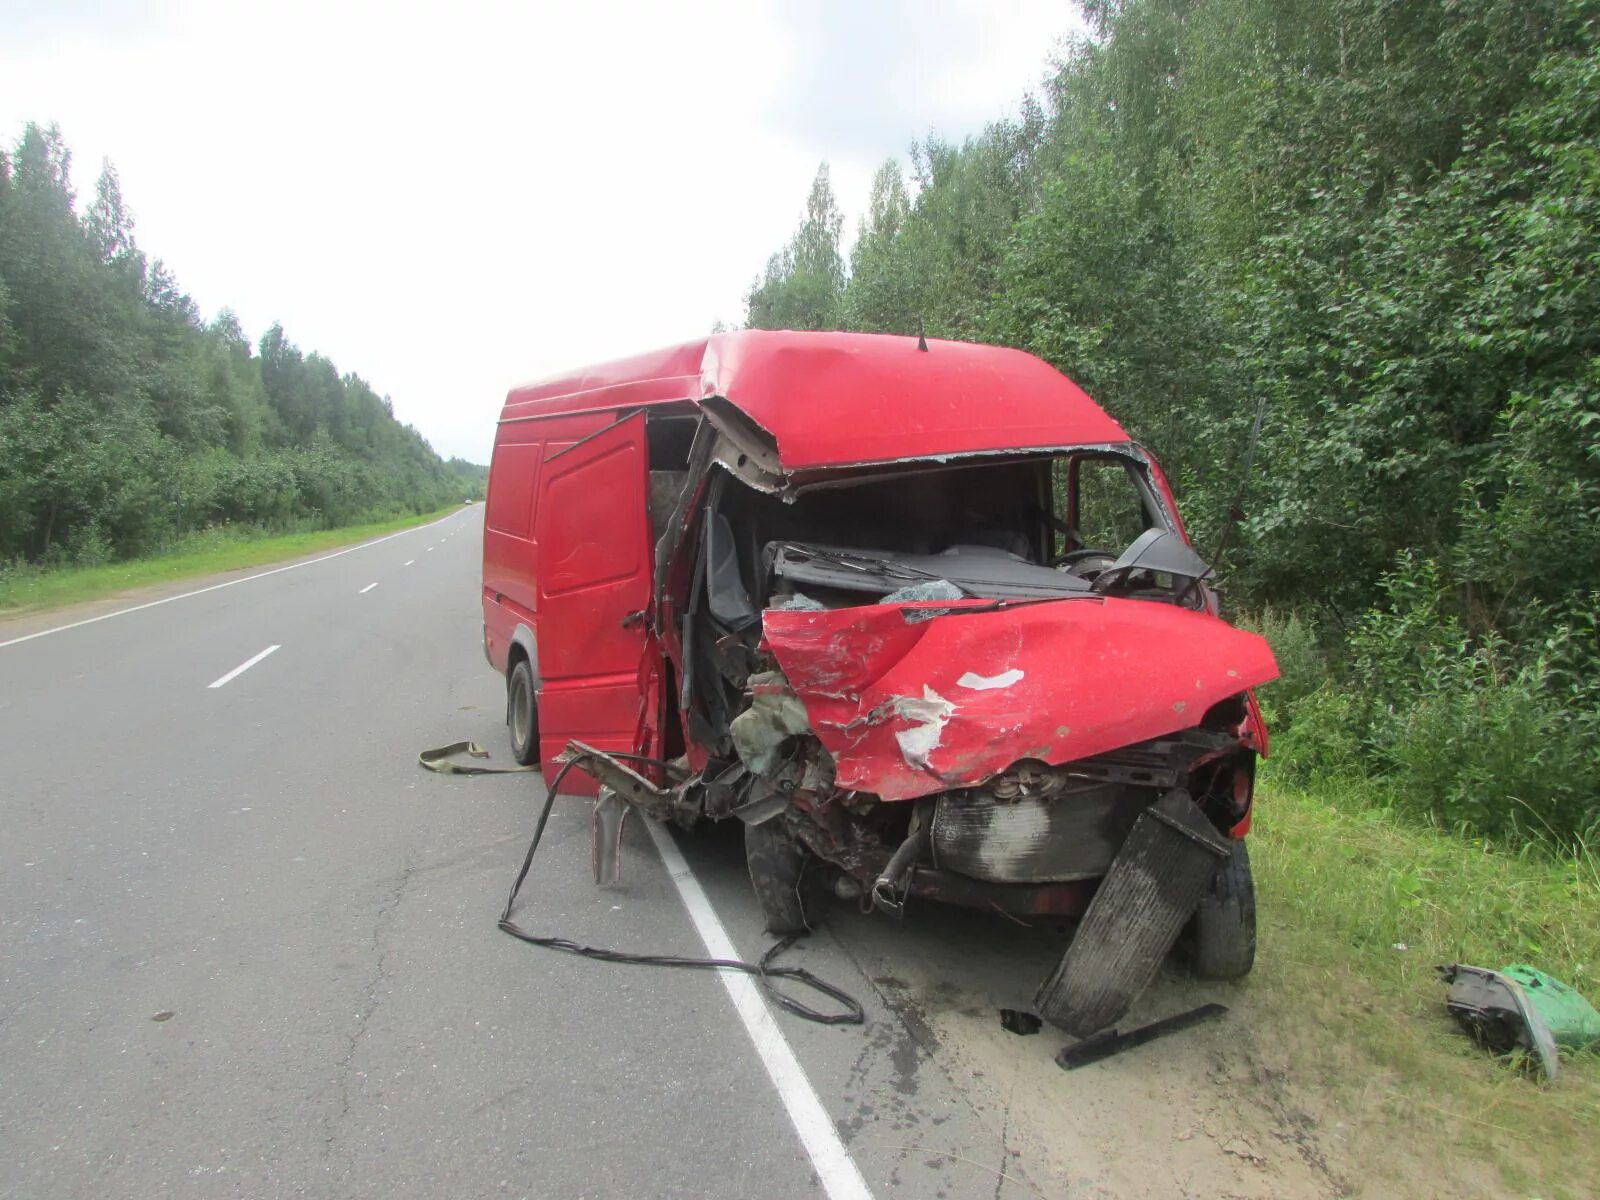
[484,442,541,607]
[481,411,614,676]
[482,423,541,676]
[533,413,656,790]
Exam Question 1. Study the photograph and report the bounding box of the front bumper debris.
[1033,788,1232,1035]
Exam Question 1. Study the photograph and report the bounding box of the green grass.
[1252,762,1600,1198]
[0,505,467,618]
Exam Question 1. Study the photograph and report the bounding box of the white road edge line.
[359,582,378,594]
[644,820,876,1200]
[207,644,281,689]
[0,508,471,650]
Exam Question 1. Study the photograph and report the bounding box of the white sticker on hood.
[956,668,1025,691]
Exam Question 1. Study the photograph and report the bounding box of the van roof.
[500,330,1130,470]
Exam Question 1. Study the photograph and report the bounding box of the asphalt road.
[0,506,1064,1200]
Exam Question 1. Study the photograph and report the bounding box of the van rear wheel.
[507,659,540,766]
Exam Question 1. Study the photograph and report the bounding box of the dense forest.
[747,0,1600,845]
[0,123,484,571]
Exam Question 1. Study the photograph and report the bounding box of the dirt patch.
[828,906,1357,1199]
[906,980,1347,1198]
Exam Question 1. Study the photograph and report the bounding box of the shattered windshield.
[698,450,1211,610]
[769,541,1090,601]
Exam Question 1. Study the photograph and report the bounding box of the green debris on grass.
[1252,768,1600,1198]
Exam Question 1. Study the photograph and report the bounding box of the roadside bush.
[210,451,302,527]
[1381,653,1597,843]
[61,520,113,568]
[1270,685,1366,784]
[1282,555,1600,847]
[0,124,482,570]
[1238,606,1329,731]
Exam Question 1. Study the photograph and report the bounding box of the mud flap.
[1034,788,1232,1036]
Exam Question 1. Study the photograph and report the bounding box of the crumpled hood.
[761,597,1279,802]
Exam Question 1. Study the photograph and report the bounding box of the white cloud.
[0,0,1084,461]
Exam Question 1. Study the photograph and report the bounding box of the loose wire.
[495,758,864,1026]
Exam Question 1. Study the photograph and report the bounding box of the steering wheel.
[1050,547,1116,569]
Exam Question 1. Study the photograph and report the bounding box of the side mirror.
[1091,529,1212,594]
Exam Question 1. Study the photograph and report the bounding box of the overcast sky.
[0,0,1085,462]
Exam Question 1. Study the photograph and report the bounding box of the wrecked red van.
[482,331,1278,1033]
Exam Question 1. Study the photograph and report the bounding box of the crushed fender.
[762,598,1278,801]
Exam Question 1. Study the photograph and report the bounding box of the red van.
[482,331,1277,1033]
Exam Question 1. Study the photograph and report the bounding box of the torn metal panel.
[555,741,675,821]
[592,787,628,885]
[699,395,786,493]
[761,597,1279,803]
[890,687,955,770]
[729,671,814,776]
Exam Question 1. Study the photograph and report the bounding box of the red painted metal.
[762,597,1279,803]
[484,331,1276,835]
[481,410,612,675]
[531,413,656,790]
[501,330,1130,470]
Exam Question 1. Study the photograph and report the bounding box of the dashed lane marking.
[207,644,281,689]
[0,508,474,650]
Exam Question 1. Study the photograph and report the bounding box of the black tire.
[1187,838,1256,981]
[744,818,826,934]
[507,658,541,766]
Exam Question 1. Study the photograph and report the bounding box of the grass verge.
[1252,766,1600,1198]
[0,505,466,618]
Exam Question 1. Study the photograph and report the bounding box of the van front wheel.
[507,659,540,766]
[745,818,826,934]
[1185,839,1256,981]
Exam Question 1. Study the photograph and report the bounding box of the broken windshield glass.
[769,542,1094,601]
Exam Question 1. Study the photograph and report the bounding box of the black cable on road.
[491,756,865,1027]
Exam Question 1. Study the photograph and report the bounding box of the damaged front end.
[564,409,1279,1036]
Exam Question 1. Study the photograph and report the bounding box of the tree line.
[746,0,1600,845]
[0,123,484,570]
